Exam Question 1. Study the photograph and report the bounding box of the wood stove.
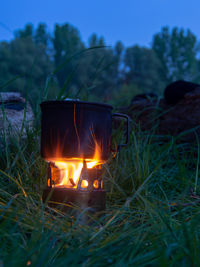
[41,100,129,214]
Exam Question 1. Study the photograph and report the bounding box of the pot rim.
[40,100,113,110]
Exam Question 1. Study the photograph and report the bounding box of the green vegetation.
[1,23,200,266]
[0,102,200,265]
[1,23,200,108]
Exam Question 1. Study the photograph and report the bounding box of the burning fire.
[48,141,104,188]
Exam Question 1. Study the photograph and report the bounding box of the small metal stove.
[43,161,106,214]
[41,100,129,215]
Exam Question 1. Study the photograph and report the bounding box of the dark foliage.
[1,23,200,107]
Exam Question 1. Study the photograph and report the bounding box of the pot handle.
[111,113,130,152]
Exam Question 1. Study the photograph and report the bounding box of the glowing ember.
[54,160,83,187]
[49,159,102,188]
[48,141,104,188]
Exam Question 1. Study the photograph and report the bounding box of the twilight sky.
[1,0,200,47]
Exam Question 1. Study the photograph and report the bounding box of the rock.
[125,97,160,131]
[0,92,34,137]
[164,80,200,105]
[131,92,158,104]
[125,87,200,142]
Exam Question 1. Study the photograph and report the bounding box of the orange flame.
[47,141,104,188]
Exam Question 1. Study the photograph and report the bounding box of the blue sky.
[1,0,200,47]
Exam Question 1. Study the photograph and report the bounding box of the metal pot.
[40,100,129,161]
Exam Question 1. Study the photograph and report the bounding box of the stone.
[0,92,34,137]
[164,80,200,105]
[124,88,200,142]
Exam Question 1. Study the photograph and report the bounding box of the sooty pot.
[40,100,129,162]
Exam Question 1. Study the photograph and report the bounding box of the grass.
[1,53,200,265]
[0,117,200,266]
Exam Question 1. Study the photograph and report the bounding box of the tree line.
[0,23,200,108]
